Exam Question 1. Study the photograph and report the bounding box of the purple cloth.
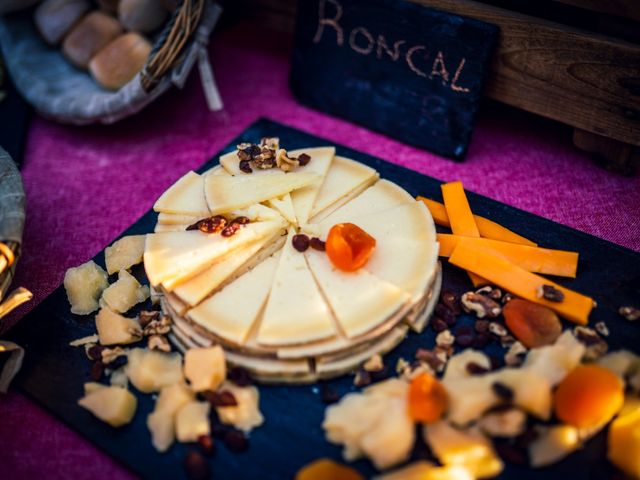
[1,24,638,479]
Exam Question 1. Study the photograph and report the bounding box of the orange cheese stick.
[437,234,579,278]
[441,181,480,237]
[449,241,593,325]
[417,197,537,247]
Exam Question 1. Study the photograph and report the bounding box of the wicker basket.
[0,0,222,124]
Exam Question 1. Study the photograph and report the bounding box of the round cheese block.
[145,147,441,383]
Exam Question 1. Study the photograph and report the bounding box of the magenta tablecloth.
[1,24,639,479]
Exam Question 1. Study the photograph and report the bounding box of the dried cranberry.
[227,367,253,387]
[440,289,461,314]
[138,310,160,328]
[492,381,514,402]
[239,160,252,173]
[221,223,241,237]
[435,304,456,325]
[319,383,339,404]
[431,318,448,332]
[292,234,310,252]
[466,362,489,375]
[87,344,105,361]
[309,237,326,251]
[183,451,210,480]
[456,334,474,348]
[90,361,104,381]
[474,320,490,333]
[297,153,311,166]
[203,390,238,407]
[223,429,248,452]
[198,435,216,457]
[456,325,474,336]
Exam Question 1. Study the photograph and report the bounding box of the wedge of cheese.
[306,249,408,338]
[287,147,335,226]
[316,201,436,244]
[257,229,336,346]
[266,195,297,226]
[188,253,281,345]
[365,237,439,303]
[173,226,284,307]
[158,212,201,225]
[144,220,282,289]
[204,172,319,215]
[314,179,415,225]
[153,171,210,216]
[154,223,187,233]
[310,156,378,220]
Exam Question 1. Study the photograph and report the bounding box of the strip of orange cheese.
[449,240,593,325]
[437,234,579,278]
[417,197,537,247]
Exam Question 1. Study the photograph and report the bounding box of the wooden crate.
[231,0,640,172]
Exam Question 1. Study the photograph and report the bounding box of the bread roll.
[89,32,151,90]
[63,11,123,69]
[34,0,90,45]
[118,0,167,33]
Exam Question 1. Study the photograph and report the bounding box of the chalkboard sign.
[290,0,499,160]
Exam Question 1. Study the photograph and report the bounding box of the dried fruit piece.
[326,223,376,272]
[503,299,562,348]
[408,373,448,423]
[309,237,326,251]
[619,306,640,321]
[295,458,363,480]
[554,364,624,428]
[183,451,210,480]
[292,234,310,252]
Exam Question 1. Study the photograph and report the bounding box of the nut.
[400,361,435,382]
[476,285,502,301]
[415,348,447,372]
[239,159,252,173]
[461,292,502,318]
[573,326,608,360]
[148,334,171,352]
[435,329,455,347]
[143,316,172,336]
[354,368,372,387]
[275,149,300,172]
[619,306,640,321]
[502,293,515,304]
[101,346,127,365]
[363,354,384,372]
[138,310,160,329]
[537,284,565,302]
[594,321,610,337]
[260,137,280,150]
[504,341,527,366]
[488,322,508,337]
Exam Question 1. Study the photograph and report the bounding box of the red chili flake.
[292,234,310,252]
[198,435,216,457]
[297,153,311,166]
[309,237,326,251]
[183,451,210,479]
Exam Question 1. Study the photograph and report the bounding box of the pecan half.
[476,285,502,301]
[148,334,171,352]
[619,306,640,321]
[139,310,160,329]
[101,346,127,365]
[143,316,172,336]
[573,326,608,360]
[275,149,300,172]
[537,285,564,302]
[461,292,502,318]
[435,329,455,347]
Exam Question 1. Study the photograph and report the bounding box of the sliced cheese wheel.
[365,237,439,303]
[257,229,336,346]
[310,156,378,219]
[287,147,335,226]
[158,213,201,225]
[314,179,414,226]
[316,201,436,244]
[204,172,319,215]
[188,253,281,345]
[266,194,297,226]
[154,171,210,216]
[173,226,284,307]
[219,151,285,177]
[154,223,188,233]
[144,220,281,289]
[306,249,409,338]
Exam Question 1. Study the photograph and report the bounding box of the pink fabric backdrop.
[1,24,638,479]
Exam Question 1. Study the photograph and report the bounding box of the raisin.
[183,451,210,480]
[309,237,326,251]
[494,442,527,465]
[431,318,448,332]
[455,334,474,348]
[227,367,253,387]
[440,289,461,314]
[435,303,456,325]
[223,429,248,452]
[297,153,311,166]
[239,160,252,173]
[87,344,106,361]
[474,320,490,333]
[292,234,310,252]
[472,332,491,349]
[203,390,238,407]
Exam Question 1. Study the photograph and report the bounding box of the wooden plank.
[413,0,640,146]
[550,0,640,23]
[573,128,639,174]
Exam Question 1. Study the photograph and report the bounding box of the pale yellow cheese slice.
[316,201,436,244]
[204,172,319,215]
[266,195,297,226]
[153,171,210,216]
[309,156,378,219]
[154,223,188,233]
[144,220,281,289]
[305,249,409,338]
[187,253,281,345]
[313,179,415,226]
[287,147,335,226]
[365,237,439,303]
[257,229,336,346]
[173,225,284,307]
[158,213,202,225]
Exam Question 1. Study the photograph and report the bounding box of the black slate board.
[290,0,498,160]
[7,118,640,479]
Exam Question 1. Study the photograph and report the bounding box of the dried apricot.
[408,372,448,423]
[554,364,624,428]
[295,458,364,480]
[326,223,376,272]
[503,299,562,348]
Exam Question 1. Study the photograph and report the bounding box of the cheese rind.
[188,253,280,345]
[306,249,408,338]
[153,171,210,216]
[258,229,335,346]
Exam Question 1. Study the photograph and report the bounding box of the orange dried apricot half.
[295,458,364,480]
[554,364,624,429]
[503,299,562,348]
[408,372,448,423]
[326,223,376,272]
